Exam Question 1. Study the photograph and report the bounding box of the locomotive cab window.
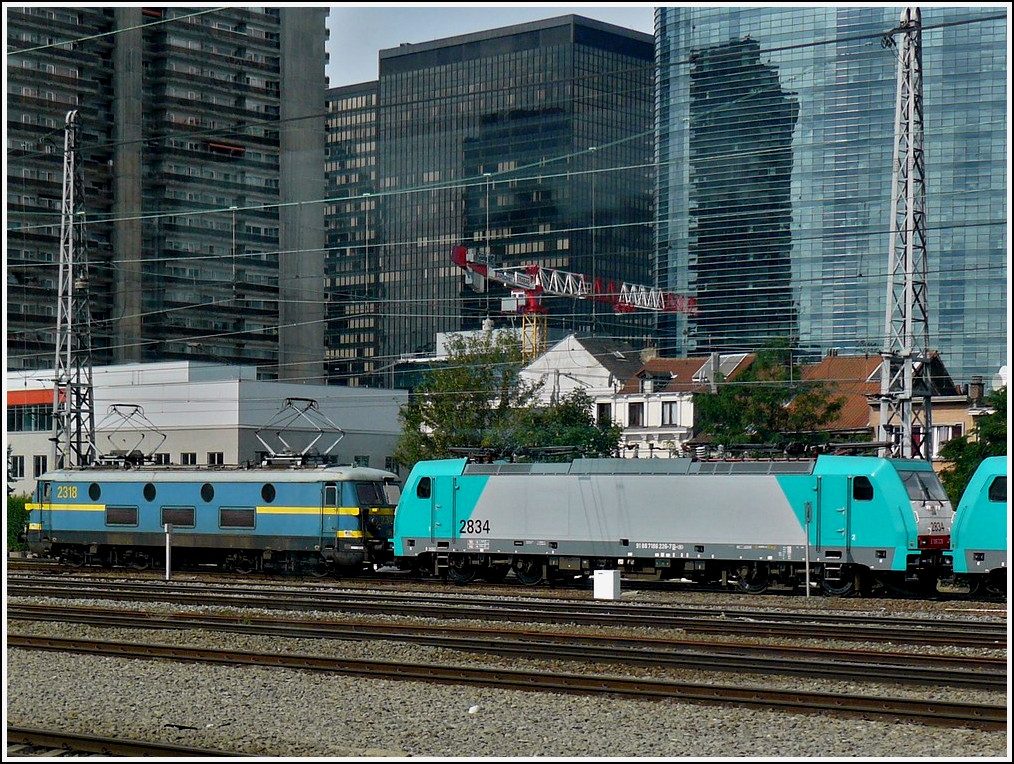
[416,476,431,499]
[899,471,948,501]
[106,506,138,526]
[161,506,195,528]
[988,476,1006,503]
[852,476,874,501]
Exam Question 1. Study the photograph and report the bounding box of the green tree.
[694,340,846,451]
[938,386,1007,505]
[393,333,622,471]
[7,495,29,552]
[515,389,622,460]
[393,331,542,470]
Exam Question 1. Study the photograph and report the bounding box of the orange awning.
[7,389,61,406]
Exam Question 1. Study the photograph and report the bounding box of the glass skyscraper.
[374,16,655,365]
[656,6,1007,386]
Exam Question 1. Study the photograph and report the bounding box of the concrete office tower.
[370,16,656,369]
[7,7,327,382]
[656,6,1007,386]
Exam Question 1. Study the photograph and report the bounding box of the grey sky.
[326,4,656,87]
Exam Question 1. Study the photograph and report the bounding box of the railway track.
[7,634,1006,732]
[5,726,254,757]
[8,602,1005,691]
[6,556,996,601]
[7,576,1006,648]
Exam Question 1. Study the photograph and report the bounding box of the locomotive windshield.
[898,470,948,502]
[355,481,390,505]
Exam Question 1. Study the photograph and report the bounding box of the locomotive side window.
[143,483,157,501]
[324,485,338,506]
[852,476,874,501]
[988,476,1006,503]
[161,506,195,528]
[106,506,138,526]
[416,476,431,499]
[88,483,101,501]
[201,483,215,502]
[220,507,255,529]
[261,483,276,503]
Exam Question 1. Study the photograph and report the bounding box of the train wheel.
[127,551,152,571]
[62,548,86,568]
[819,568,857,597]
[446,556,478,584]
[512,557,545,586]
[230,554,256,574]
[733,564,768,594]
[307,558,331,578]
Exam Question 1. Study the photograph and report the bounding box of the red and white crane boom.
[451,245,697,315]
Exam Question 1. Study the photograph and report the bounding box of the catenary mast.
[879,8,932,459]
[51,109,97,469]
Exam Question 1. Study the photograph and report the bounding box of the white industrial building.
[6,361,408,497]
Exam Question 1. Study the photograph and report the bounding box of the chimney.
[970,375,984,404]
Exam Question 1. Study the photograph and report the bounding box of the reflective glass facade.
[375,16,655,364]
[656,7,1007,385]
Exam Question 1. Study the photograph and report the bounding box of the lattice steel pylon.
[878,8,932,459]
[51,109,97,469]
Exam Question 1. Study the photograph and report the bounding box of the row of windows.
[8,452,228,479]
[105,505,254,529]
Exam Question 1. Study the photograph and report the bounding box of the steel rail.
[5,725,255,757]
[7,635,1005,732]
[7,578,1006,647]
[7,603,1006,691]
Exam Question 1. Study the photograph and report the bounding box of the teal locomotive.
[24,464,401,575]
[392,455,953,596]
[947,455,1008,596]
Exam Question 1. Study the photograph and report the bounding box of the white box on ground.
[593,569,621,600]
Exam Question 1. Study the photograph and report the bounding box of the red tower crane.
[451,245,697,359]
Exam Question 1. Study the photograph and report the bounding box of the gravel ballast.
[5,589,1009,759]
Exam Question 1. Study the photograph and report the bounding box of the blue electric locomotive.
[947,455,1008,597]
[24,464,401,575]
[392,455,953,596]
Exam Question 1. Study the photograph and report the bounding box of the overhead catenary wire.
[7,5,1001,373]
